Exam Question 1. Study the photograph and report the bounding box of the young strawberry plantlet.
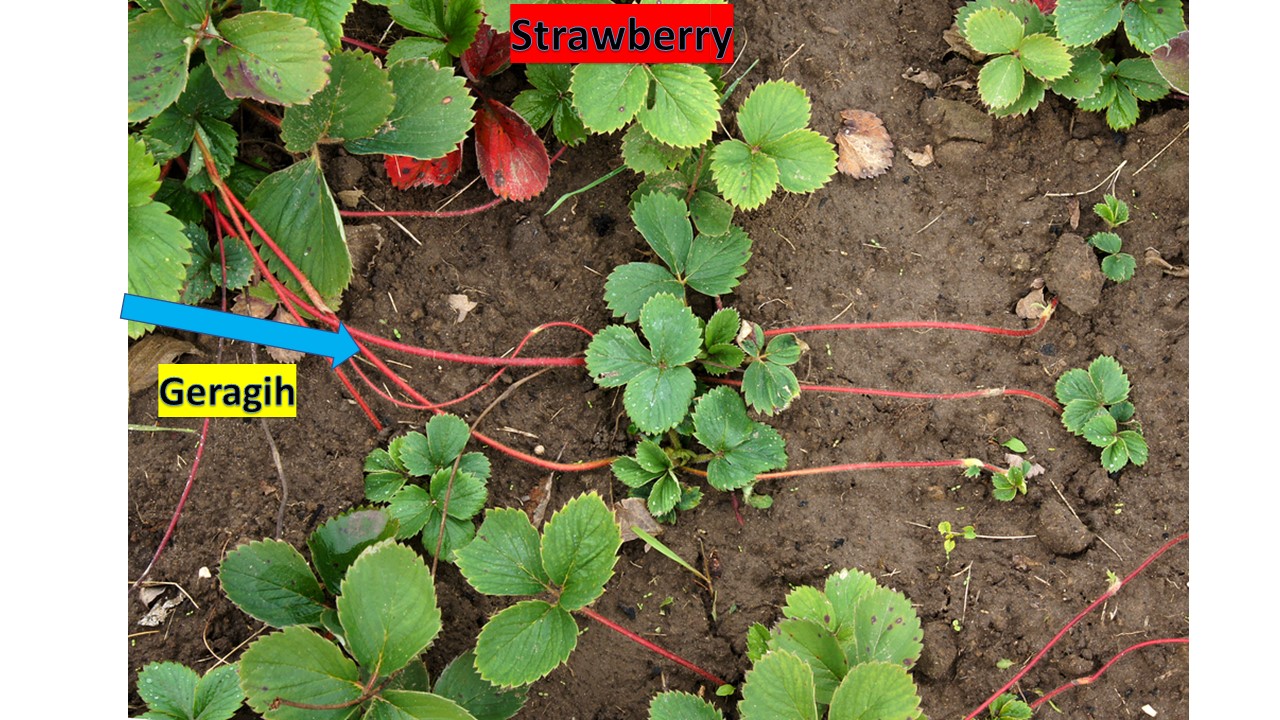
[988,693,1034,719]
[134,661,244,720]
[1086,194,1137,283]
[363,414,491,563]
[221,519,525,720]
[955,0,1180,128]
[648,568,925,720]
[938,520,978,559]
[1055,356,1148,472]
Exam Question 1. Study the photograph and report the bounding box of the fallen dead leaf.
[943,25,985,62]
[941,78,974,91]
[903,144,934,167]
[266,309,306,363]
[346,224,386,276]
[138,586,166,607]
[1011,553,1043,572]
[138,595,184,627]
[1015,280,1048,320]
[836,109,894,179]
[902,67,942,90]
[1005,453,1046,478]
[615,497,662,543]
[1144,247,1189,277]
[1068,197,1081,230]
[525,473,554,527]
[129,335,200,394]
[447,293,478,323]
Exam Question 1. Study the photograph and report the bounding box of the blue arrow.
[121,294,360,368]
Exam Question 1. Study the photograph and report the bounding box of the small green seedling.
[992,460,1033,501]
[363,414,491,562]
[1056,356,1148,472]
[1001,437,1028,453]
[221,523,525,719]
[1087,195,1137,282]
[938,520,978,559]
[629,524,719,618]
[456,493,622,687]
[134,661,244,720]
[648,568,924,720]
[989,692,1035,719]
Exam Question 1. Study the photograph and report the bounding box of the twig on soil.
[915,212,944,234]
[1131,123,1189,177]
[260,420,289,540]
[203,620,268,670]
[359,194,422,246]
[1044,161,1126,198]
[905,521,1036,541]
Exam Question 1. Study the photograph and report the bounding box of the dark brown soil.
[128,2,1189,718]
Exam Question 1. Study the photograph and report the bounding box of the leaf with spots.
[281,49,396,151]
[840,585,923,669]
[135,661,244,720]
[128,9,199,122]
[204,11,331,106]
[475,98,551,201]
[385,148,464,190]
[346,59,476,160]
[571,63,649,134]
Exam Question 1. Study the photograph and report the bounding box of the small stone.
[1011,252,1031,271]
[1070,139,1099,164]
[1078,467,1115,504]
[1036,502,1094,555]
[916,621,958,680]
[198,566,212,579]
[1045,233,1104,315]
[934,141,983,168]
[1058,653,1095,677]
[921,98,993,144]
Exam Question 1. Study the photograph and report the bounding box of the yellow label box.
[158,364,297,417]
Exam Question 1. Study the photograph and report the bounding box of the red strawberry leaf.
[1030,0,1055,12]
[384,148,463,190]
[461,23,510,82]
[474,98,549,201]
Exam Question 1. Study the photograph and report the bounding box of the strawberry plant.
[363,413,491,563]
[455,492,622,687]
[133,661,244,720]
[648,568,925,719]
[955,0,1181,129]
[988,694,1035,719]
[938,520,978,559]
[1055,356,1148,472]
[1086,194,1137,283]
[220,516,526,719]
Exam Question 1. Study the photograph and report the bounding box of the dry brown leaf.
[1006,453,1046,479]
[615,497,662,543]
[941,78,974,91]
[138,595,184,627]
[1016,279,1047,320]
[1144,248,1189,277]
[447,294,478,323]
[836,109,894,179]
[266,309,306,363]
[902,67,942,90]
[903,145,934,167]
[232,292,274,319]
[346,224,386,275]
[1068,198,1081,230]
[129,335,200,394]
[525,474,554,527]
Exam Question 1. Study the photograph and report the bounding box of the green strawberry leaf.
[742,357,800,415]
[307,508,399,592]
[978,55,1026,109]
[990,693,1035,720]
[648,474,683,516]
[263,0,356,50]
[281,50,395,151]
[613,452,668,489]
[963,7,1025,55]
[739,650,818,720]
[456,508,551,596]
[649,691,724,720]
[1116,57,1171,102]
[692,386,788,490]
[711,138,781,210]
[1082,412,1118,448]
[396,432,436,477]
[827,661,922,720]
[245,155,352,302]
[386,35,450,67]
[1100,440,1129,473]
[771,619,848,706]
[736,80,811,146]
[585,325,657,388]
[633,191,694,273]
[704,307,741,347]
[220,539,327,628]
[183,116,238,192]
[204,11,331,105]
[1109,400,1136,423]
[433,650,527,720]
[345,59,475,160]
[571,63,649,134]
[1101,252,1136,282]
[1089,355,1131,405]
[1089,231,1123,254]
[1117,429,1149,466]
[425,414,473,467]
[513,64,588,146]
[689,190,734,237]
[430,468,488,521]
[338,541,442,676]
[474,600,578,688]
[781,585,837,631]
[365,690,479,720]
[136,662,244,720]
[389,0,483,56]
[540,492,621,610]
[842,584,923,668]
[685,226,752,297]
[761,129,838,195]
[1122,0,1185,54]
[239,627,362,720]
[824,568,878,635]
[365,448,411,502]
[623,123,694,174]
[1050,47,1105,100]
[128,179,192,337]
[638,64,719,148]
[1054,0,1124,48]
[1094,194,1130,227]
[419,511,477,562]
[1018,33,1072,81]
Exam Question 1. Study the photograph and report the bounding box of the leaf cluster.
[1055,356,1148,472]
[991,460,1032,502]
[455,493,622,688]
[133,662,243,720]
[648,568,925,720]
[363,414,492,562]
[989,693,1035,720]
[1086,194,1136,282]
[220,523,524,720]
[956,0,1181,128]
